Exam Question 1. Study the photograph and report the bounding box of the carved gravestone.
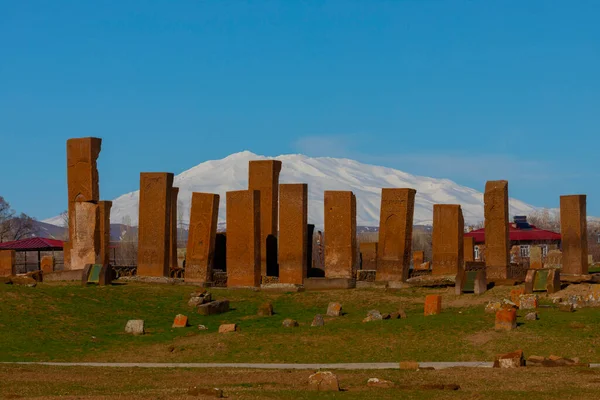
[169,187,180,270]
[324,191,357,279]
[432,204,464,276]
[185,193,220,284]
[279,184,308,284]
[376,188,416,282]
[71,201,99,270]
[484,181,510,280]
[560,195,588,275]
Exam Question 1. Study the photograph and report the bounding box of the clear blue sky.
[1,1,599,220]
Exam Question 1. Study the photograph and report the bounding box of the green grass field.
[2,281,600,364]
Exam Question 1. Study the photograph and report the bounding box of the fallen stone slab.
[125,320,145,335]
[406,275,455,287]
[218,324,238,333]
[493,350,525,368]
[197,300,230,316]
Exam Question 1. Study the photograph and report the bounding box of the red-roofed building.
[464,216,561,261]
[0,237,64,272]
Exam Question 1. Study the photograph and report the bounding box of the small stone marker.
[187,386,224,398]
[363,310,383,322]
[282,318,299,327]
[399,361,419,370]
[326,302,342,317]
[218,324,238,333]
[424,295,442,316]
[308,371,339,391]
[40,256,55,274]
[172,314,188,328]
[391,309,407,319]
[485,301,502,314]
[493,350,525,368]
[311,314,325,327]
[495,309,517,331]
[125,320,145,335]
[367,378,395,388]
[518,294,538,310]
[525,312,538,321]
[257,302,274,316]
[559,303,575,312]
[197,299,230,315]
[509,288,525,307]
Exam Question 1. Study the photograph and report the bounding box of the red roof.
[0,237,64,251]
[465,224,561,244]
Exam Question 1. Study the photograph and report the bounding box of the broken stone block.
[527,355,546,366]
[363,309,383,322]
[495,309,517,331]
[188,386,224,397]
[172,314,188,328]
[311,314,325,327]
[257,302,274,316]
[424,295,442,316]
[485,301,502,314]
[367,378,395,388]
[390,309,407,319]
[125,320,145,335]
[218,324,238,333]
[493,350,525,368]
[282,318,299,328]
[197,300,230,316]
[510,288,525,307]
[399,361,419,370]
[198,325,208,330]
[326,302,342,317]
[308,371,339,391]
[525,312,538,321]
[518,294,539,310]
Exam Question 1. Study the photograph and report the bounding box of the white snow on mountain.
[43,151,537,228]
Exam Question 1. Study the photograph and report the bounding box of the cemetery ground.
[2,282,600,398]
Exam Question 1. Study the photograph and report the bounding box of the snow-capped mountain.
[44,151,537,228]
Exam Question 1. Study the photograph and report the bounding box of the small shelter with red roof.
[0,237,64,272]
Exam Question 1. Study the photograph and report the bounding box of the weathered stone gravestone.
[424,295,442,316]
[376,188,416,282]
[185,193,220,284]
[529,246,543,269]
[169,187,179,270]
[463,236,475,263]
[455,269,487,295]
[432,204,464,276]
[71,201,99,270]
[324,191,356,279]
[66,137,101,269]
[413,250,424,267]
[560,195,588,275]
[0,250,16,277]
[524,268,560,294]
[226,190,261,287]
[125,320,145,335]
[279,183,308,284]
[137,172,174,277]
[360,242,378,270]
[495,309,517,331]
[248,160,282,277]
[97,201,112,267]
[545,250,562,268]
[40,256,54,274]
[484,181,510,280]
[81,264,112,286]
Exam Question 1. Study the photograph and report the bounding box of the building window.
[474,246,480,260]
[540,245,548,257]
[520,245,530,258]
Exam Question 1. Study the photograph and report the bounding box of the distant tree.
[0,196,37,242]
[528,209,561,232]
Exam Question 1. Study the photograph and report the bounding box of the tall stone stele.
[248,160,282,277]
[185,192,220,284]
[376,188,416,282]
[431,204,464,276]
[226,190,261,287]
[169,187,180,269]
[463,236,475,263]
[66,137,101,269]
[324,191,357,279]
[278,183,308,285]
[484,180,510,280]
[137,172,174,277]
[560,195,588,275]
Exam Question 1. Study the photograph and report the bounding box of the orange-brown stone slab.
[40,256,55,274]
[376,188,416,282]
[463,236,475,263]
[424,295,442,316]
[324,191,357,279]
[169,187,180,269]
[70,201,99,270]
[137,172,174,277]
[484,181,510,280]
[495,309,517,331]
[226,190,261,287]
[248,160,282,276]
[413,250,424,267]
[0,250,16,277]
[360,242,378,270]
[185,193,220,284]
[560,195,588,275]
[279,184,308,285]
[172,314,188,328]
[432,204,464,276]
[529,245,543,269]
[97,200,112,267]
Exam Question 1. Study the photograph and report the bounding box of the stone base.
[44,270,84,282]
[386,281,412,289]
[406,274,455,287]
[356,281,388,289]
[303,278,356,290]
[560,274,600,283]
[260,283,305,292]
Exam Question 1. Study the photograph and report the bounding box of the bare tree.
[528,209,561,232]
[0,196,37,242]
